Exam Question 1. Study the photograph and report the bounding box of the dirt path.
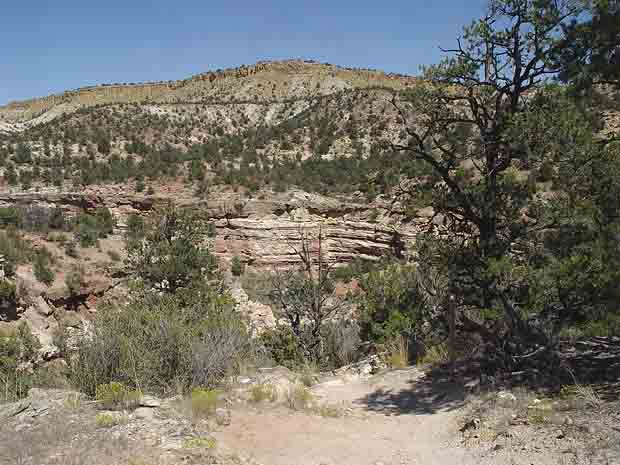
[213,368,479,465]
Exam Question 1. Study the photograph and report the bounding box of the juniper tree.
[393,0,589,349]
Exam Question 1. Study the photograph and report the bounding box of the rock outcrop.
[0,187,423,269]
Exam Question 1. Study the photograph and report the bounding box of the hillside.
[0,60,416,132]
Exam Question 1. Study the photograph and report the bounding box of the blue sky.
[1,1,487,105]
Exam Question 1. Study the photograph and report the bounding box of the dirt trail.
[213,368,479,465]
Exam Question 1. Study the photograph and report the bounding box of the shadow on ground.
[356,363,473,416]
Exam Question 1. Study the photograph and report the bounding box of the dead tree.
[269,226,347,362]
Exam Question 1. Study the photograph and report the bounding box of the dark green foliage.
[73,214,101,247]
[0,207,22,228]
[556,0,620,90]
[33,251,55,286]
[357,263,422,345]
[0,279,17,308]
[331,257,382,283]
[125,213,145,245]
[127,206,218,293]
[94,207,115,236]
[13,143,32,164]
[259,326,304,369]
[0,229,35,277]
[230,256,245,277]
[73,208,114,247]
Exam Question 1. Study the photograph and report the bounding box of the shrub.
[183,437,217,449]
[230,255,245,277]
[0,279,17,307]
[107,250,121,261]
[64,240,78,258]
[358,263,421,345]
[259,326,304,369]
[125,213,144,235]
[74,214,101,247]
[73,209,115,247]
[0,207,22,228]
[417,343,449,366]
[322,320,361,368]
[191,387,221,418]
[94,208,115,236]
[298,366,319,387]
[65,266,84,295]
[249,383,278,403]
[0,322,40,402]
[95,412,127,428]
[95,382,142,410]
[0,229,35,277]
[285,384,314,410]
[126,207,218,293]
[70,286,248,396]
[384,335,409,369]
[33,252,55,286]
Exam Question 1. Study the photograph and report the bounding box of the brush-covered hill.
[0,60,416,132]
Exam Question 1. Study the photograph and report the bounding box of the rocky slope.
[0,60,415,131]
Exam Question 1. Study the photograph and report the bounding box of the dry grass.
[285,384,314,411]
[95,382,142,410]
[384,336,409,369]
[417,343,449,366]
[190,387,221,419]
[249,383,278,403]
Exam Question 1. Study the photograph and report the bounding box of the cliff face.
[0,187,423,269]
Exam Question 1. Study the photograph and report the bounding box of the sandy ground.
[212,368,559,465]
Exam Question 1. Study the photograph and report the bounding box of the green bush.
[94,208,115,236]
[0,207,22,228]
[0,229,35,277]
[0,322,40,402]
[74,214,101,247]
[0,279,17,307]
[65,266,84,296]
[33,252,55,286]
[358,263,421,345]
[125,213,145,248]
[73,209,115,247]
[190,387,221,418]
[230,256,245,277]
[70,286,248,396]
[259,326,304,369]
[126,207,218,293]
[95,382,142,410]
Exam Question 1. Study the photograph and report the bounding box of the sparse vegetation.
[285,383,314,411]
[95,382,142,410]
[0,4,618,463]
[249,382,278,403]
[190,387,221,418]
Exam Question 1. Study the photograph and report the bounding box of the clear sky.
[1,1,487,105]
